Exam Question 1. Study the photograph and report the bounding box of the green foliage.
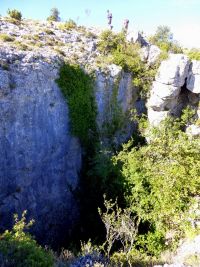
[149,25,183,53]
[56,63,97,148]
[97,30,126,55]
[47,7,60,22]
[110,249,158,267]
[114,117,200,255]
[0,211,54,267]
[187,48,200,60]
[99,196,140,258]
[58,20,77,31]
[0,33,15,42]
[97,30,158,98]
[7,9,22,21]
[63,19,77,30]
[150,25,172,43]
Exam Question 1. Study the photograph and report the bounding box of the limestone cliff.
[0,17,199,246]
[0,18,140,244]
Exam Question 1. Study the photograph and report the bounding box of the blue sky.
[0,0,200,48]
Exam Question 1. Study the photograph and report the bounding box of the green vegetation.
[97,30,163,97]
[187,48,200,60]
[0,33,15,42]
[149,25,183,53]
[47,7,60,22]
[58,19,77,31]
[7,9,22,21]
[0,211,53,267]
[112,116,200,256]
[14,41,28,51]
[56,63,97,148]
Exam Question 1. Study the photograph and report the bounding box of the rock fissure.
[148,54,200,129]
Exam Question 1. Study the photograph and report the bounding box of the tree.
[149,25,183,53]
[7,9,22,21]
[114,117,200,255]
[47,7,60,22]
[152,25,172,43]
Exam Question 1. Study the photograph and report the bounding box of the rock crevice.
[147,54,200,133]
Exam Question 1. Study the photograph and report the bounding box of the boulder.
[148,108,169,127]
[186,124,200,136]
[156,54,190,87]
[187,60,200,94]
[147,82,180,111]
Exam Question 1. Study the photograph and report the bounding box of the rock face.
[95,64,139,145]
[0,39,139,244]
[187,60,200,93]
[0,48,82,246]
[148,54,200,129]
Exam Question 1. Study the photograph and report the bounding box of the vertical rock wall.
[0,50,139,245]
[0,50,82,245]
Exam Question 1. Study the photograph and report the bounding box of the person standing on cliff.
[123,19,129,33]
[107,10,113,30]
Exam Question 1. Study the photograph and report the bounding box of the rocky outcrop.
[148,54,200,129]
[95,64,139,145]
[0,21,139,243]
[140,44,161,66]
[187,60,200,93]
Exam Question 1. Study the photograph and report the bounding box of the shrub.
[0,33,14,42]
[58,20,77,31]
[63,19,77,30]
[149,25,183,53]
[99,196,140,258]
[47,7,60,22]
[0,211,54,267]
[97,30,159,98]
[114,117,200,255]
[187,48,200,60]
[97,30,125,55]
[7,9,22,21]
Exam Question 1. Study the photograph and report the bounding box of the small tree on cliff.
[47,7,60,22]
[7,9,22,21]
[149,25,183,53]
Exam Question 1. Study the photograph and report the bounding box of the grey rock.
[186,124,200,136]
[147,81,181,111]
[141,45,161,65]
[187,60,200,94]
[156,54,190,87]
[95,65,138,145]
[0,49,82,245]
[148,109,169,127]
[148,54,200,132]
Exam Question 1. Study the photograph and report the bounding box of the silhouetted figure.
[124,19,129,32]
[107,10,113,30]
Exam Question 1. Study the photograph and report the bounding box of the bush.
[7,9,22,21]
[97,30,125,55]
[97,30,160,98]
[114,117,200,255]
[63,19,77,30]
[149,25,183,53]
[47,7,60,22]
[187,48,200,60]
[0,211,54,267]
[0,33,14,42]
